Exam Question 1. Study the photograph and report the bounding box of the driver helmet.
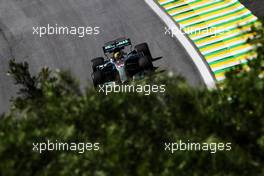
[114,51,122,60]
[113,49,122,60]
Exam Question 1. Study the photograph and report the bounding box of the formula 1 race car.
[91,38,162,87]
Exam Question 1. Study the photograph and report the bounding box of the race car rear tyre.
[139,56,153,69]
[93,71,104,87]
[135,43,152,58]
[92,57,104,72]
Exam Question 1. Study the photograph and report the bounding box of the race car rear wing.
[103,38,131,54]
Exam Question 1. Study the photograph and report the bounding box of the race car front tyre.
[93,71,104,87]
[135,43,152,58]
[92,57,104,72]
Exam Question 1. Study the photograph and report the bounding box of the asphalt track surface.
[0,0,204,114]
[240,0,264,18]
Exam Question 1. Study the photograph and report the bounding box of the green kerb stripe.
[176,1,240,23]
[183,8,248,29]
[193,21,255,43]
[209,51,254,65]
[204,42,247,57]
[213,62,248,74]
[198,34,247,50]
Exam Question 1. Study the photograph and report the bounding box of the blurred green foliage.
[0,24,264,176]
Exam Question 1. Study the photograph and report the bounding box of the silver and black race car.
[91,38,162,87]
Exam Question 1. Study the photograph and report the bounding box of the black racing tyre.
[92,57,104,72]
[135,43,152,58]
[139,56,153,69]
[92,71,104,87]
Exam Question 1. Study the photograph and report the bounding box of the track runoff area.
[157,0,258,82]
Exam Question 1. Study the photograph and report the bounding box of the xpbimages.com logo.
[164,26,229,37]
[32,140,100,154]
[98,83,166,95]
[32,24,100,38]
[164,140,232,154]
